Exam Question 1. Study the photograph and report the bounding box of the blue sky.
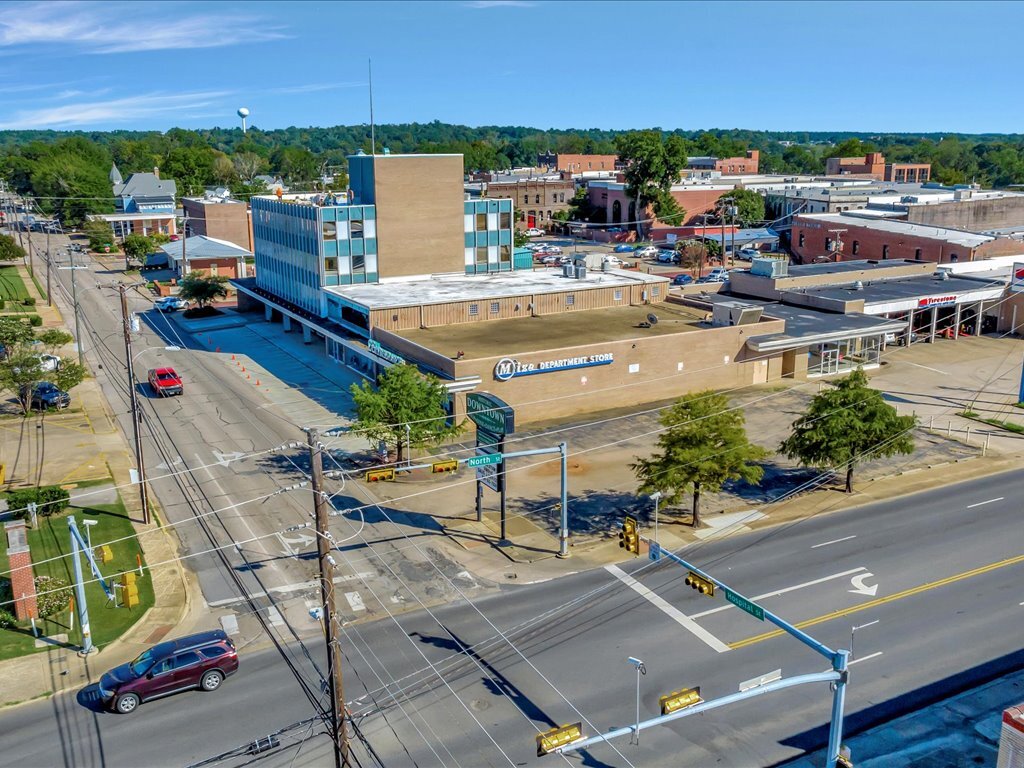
[0,0,1019,134]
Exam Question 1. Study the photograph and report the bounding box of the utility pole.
[307,428,349,768]
[58,249,85,365]
[118,284,150,525]
[44,227,51,306]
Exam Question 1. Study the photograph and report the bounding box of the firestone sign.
[917,295,957,308]
[494,353,614,382]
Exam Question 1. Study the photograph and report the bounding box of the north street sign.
[466,454,503,468]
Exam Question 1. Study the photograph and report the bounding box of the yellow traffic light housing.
[431,459,458,474]
[365,468,396,483]
[685,571,715,596]
[618,515,639,556]
[535,722,583,756]
[659,686,702,715]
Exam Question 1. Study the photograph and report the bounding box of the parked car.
[737,248,760,260]
[672,274,694,286]
[656,249,678,264]
[24,382,71,410]
[169,234,180,241]
[603,256,626,267]
[635,245,659,259]
[99,629,239,715]
[540,254,562,265]
[36,354,60,372]
[154,296,190,312]
[536,245,562,255]
[148,367,183,397]
[706,267,730,281]
[525,227,545,237]
[613,244,635,253]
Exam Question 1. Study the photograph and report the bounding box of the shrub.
[0,608,15,629]
[34,575,72,617]
[28,316,42,327]
[23,297,35,307]
[6,485,71,521]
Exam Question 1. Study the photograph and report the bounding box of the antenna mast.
[368,59,376,156]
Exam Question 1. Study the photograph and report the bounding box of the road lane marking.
[605,565,730,653]
[690,567,867,619]
[345,591,366,612]
[730,552,1024,650]
[848,651,883,667]
[811,535,857,549]
[967,497,1004,509]
[903,361,948,375]
[848,573,879,597]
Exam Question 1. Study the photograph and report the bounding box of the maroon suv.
[99,629,239,714]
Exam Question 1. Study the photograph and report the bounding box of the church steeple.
[109,162,123,186]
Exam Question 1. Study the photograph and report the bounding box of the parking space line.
[605,565,730,653]
[690,567,866,619]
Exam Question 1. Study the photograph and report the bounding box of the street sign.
[649,541,662,561]
[466,392,515,435]
[467,453,502,468]
[725,588,765,621]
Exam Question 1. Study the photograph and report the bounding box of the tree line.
[5,123,1024,227]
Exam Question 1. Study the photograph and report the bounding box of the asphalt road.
[2,468,1021,768]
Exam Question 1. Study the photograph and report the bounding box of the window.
[825,237,832,252]
[914,248,922,259]
[200,646,228,659]
[499,244,511,263]
[566,295,575,306]
[882,245,889,259]
[523,195,528,204]
[652,286,660,297]
[500,211,511,229]
[322,221,336,239]
[469,303,479,316]
[535,195,541,204]
[350,220,364,239]
[476,212,487,230]
[852,241,859,255]
[476,245,487,265]
[798,232,805,248]
[174,651,202,669]
[950,253,959,263]
[490,302,500,313]
[614,289,623,301]
[151,659,173,676]
[353,252,365,272]
[559,193,565,203]
[324,258,337,272]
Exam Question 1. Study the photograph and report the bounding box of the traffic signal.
[618,516,639,556]
[685,571,715,596]
[535,722,583,756]
[365,468,396,482]
[431,460,458,474]
[659,686,702,715]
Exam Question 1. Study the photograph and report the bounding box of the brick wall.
[5,520,37,620]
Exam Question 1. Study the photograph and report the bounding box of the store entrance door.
[820,346,840,376]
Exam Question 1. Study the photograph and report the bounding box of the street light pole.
[118,284,150,525]
[45,228,51,306]
[627,656,646,745]
[649,491,662,546]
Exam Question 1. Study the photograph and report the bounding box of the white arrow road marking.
[276,531,316,556]
[605,565,730,653]
[155,457,185,471]
[690,567,867,619]
[849,573,879,597]
[213,450,246,467]
[345,592,366,612]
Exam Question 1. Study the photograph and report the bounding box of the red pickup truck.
[148,367,183,397]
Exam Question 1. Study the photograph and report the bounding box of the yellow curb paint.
[729,552,1024,650]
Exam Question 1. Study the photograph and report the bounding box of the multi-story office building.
[251,152,515,317]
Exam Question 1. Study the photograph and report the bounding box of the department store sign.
[493,353,613,382]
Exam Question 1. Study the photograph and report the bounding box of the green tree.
[349,363,463,464]
[719,188,766,228]
[37,329,73,355]
[0,347,45,413]
[616,130,689,235]
[779,368,916,493]
[0,234,26,262]
[0,316,35,353]
[178,271,229,308]
[83,220,114,251]
[53,361,87,394]
[632,391,766,528]
[232,152,266,183]
[121,234,153,265]
[513,229,530,247]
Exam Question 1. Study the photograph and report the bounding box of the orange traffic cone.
[255,379,261,386]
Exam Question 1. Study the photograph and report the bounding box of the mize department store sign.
[493,353,614,382]
[367,339,403,365]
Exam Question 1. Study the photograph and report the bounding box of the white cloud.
[266,82,367,95]
[0,2,288,54]
[464,0,536,7]
[0,90,233,129]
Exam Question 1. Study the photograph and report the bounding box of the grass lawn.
[0,496,155,661]
[0,266,29,303]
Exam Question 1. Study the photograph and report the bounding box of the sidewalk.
[0,263,200,710]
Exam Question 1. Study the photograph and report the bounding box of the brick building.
[484,178,575,230]
[5,520,37,620]
[686,150,760,175]
[825,152,930,183]
[539,153,620,173]
[182,195,253,251]
[790,212,1024,264]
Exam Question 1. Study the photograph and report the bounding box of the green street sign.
[725,588,765,621]
[467,453,503,468]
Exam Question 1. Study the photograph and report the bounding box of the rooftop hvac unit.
[575,265,587,280]
[562,263,574,278]
[712,302,764,327]
[751,256,789,278]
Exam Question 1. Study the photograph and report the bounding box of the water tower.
[237,107,250,134]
